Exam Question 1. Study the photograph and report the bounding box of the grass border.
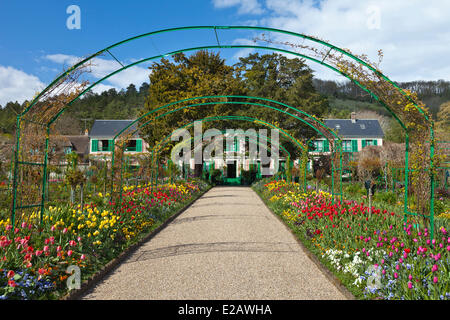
[60,185,211,300]
[252,185,359,300]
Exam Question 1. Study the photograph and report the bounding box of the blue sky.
[1,0,449,106]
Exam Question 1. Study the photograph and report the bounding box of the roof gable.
[324,119,384,138]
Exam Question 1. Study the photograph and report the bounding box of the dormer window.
[335,124,341,130]
[360,124,366,129]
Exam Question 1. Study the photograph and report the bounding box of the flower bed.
[253,178,450,300]
[0,178,209,299]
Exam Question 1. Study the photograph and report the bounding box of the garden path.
[82,186,348,300]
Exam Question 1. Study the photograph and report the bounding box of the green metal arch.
[108,97,342,200]
[151,117,295,186]
[11,25,435,238]
[118,115,305,196]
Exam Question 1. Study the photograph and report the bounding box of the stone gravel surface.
[81,186,347,300]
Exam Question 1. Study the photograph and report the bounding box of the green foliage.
[210,169,223,185]
[240,165,258,185]
[373,191,398,206]
[344,182,366,196]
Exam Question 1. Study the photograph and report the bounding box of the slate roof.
[324,119,384,138]
[89,120,139,138]
[64,136,90,155]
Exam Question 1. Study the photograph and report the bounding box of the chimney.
[351,112,357,123]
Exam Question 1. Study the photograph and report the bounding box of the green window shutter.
[234,138,238,152]
[351,140,358,152]
[92,139,98,152]
[136,139,142,152]
[373,139,378,146]
[362,140,367,149]
[323,140,329,152]
[108,140,114,152]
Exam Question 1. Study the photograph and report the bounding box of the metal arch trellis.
[10,25,435,238]
[141,115,304,191]
[114,116,304,205]
[147,118,295,186]
[112,111,314,199]
[109,96,343,202]
[110,95,342,189]
[150,119,295,187]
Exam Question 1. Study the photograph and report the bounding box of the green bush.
[241,167,257,185]
[210,169,223,185]
[373,191,398,206]
[344,182,365,196]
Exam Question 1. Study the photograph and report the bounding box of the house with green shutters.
[89,120,146,158]
[310,113,384,156]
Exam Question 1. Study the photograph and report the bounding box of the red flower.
[8,280,17,287]
[404,248,411,254]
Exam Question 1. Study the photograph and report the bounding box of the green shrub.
[373,191,398,206]
[344,182,365,196]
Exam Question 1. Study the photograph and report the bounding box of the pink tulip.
[432,264,438,272]
[43,246,49,252]
[63,228,68,234]
[67,250,73,257]
[433,276,438,283]
[408,274,413,280]
[80,254,86,260]
[394,272,398,279]
[408,282,413,289]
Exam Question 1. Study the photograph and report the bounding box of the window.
[314,140,330,152]
[360,124,366,129]
[342,140,352,152]
[225,137,239,152]
[64,146,73,154]
[314,140,324,152]
[125,139,137,152]
[100,140,111,152]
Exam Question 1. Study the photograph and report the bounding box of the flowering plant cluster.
[255,179,450,300]
[0,179,209,299]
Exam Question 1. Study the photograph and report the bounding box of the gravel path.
[81,186,348,300]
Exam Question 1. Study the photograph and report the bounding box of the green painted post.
[11,115,21,228]
[429,123,435,241]
[39,126,50,227]
[404,134,409,226]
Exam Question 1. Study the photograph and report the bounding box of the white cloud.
[45,54,150,91]
[215,0,450,81]
[212,0,265,15]
[0,66,45,106]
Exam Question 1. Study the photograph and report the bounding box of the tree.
[435,101,450,140]
[234,53,330,142]
[141,50,245,147]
